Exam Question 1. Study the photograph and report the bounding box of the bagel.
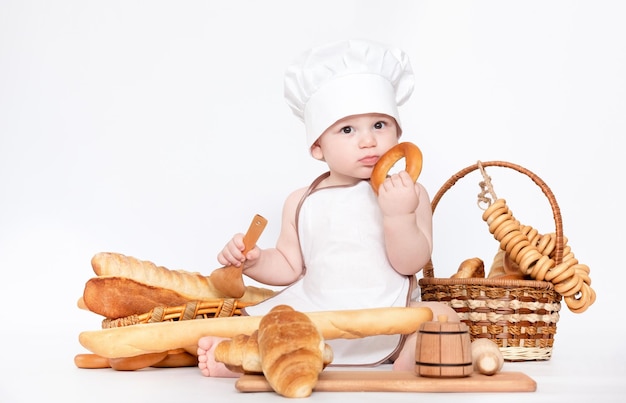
[452,257,485,279]
[370,142,423,194]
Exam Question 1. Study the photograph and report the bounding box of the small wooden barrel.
[415,315,473,378]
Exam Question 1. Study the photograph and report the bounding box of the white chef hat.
[284,39,414,149]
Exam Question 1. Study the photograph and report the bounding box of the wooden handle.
[209,214,268,298]
[241,214,267,254]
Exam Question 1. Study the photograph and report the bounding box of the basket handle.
[422,161,564,278]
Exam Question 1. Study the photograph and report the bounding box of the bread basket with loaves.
[75,216,277,370]
[418,161,596,361]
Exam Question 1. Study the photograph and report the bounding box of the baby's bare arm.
[380,179,433,275]
[241,188,306,286]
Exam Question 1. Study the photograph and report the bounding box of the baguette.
[74,349,197,370]
[79,306,433,359]
[91,252,223,299]
[87,253,275,314]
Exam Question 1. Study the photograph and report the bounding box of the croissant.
[215,330,333,376]
[256,305,330,397]
[214,305,332,397]
[215,331,263,373]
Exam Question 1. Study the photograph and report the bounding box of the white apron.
[244,174,413,365]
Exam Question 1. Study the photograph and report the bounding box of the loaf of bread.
[79,306,433,359]
[83,276,191,319]
[81,275,274,319]
[91,252,223,299]
[86,252,275,313]
[74,349,197,370]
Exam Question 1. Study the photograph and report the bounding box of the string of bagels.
[475,162,596,313]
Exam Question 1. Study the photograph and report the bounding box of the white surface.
[1,1,625,402]
[6,325,626,403]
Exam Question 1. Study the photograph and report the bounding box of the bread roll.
[452,257,485,278]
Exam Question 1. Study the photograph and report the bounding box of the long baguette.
[91,252,220,299]
[82,276,274,319]
[90,252,275,303]
[79,307,433,359]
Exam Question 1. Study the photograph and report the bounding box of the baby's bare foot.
[197,336,240,378]
[392,332,416,372]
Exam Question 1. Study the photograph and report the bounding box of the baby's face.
[311,113,400,182]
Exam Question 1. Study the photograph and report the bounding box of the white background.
[1,1,625,402]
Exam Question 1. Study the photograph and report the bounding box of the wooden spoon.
[209,214,267,298]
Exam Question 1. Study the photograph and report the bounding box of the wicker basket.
[419,161,564,361]
[101,298,257,329]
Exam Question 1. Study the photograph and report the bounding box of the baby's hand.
[377,171,420,216]
[216,233,261,268]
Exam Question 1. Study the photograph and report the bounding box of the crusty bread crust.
[79,307,433,359]
[257,305,325,398]
[91,252,219,299]
[89,252,275,303]
[83,276,191,319]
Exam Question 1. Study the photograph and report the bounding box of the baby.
[198,39,458,377]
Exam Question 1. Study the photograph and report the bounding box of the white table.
[2,312,623,403]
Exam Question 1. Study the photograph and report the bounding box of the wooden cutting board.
[236,370,536,393]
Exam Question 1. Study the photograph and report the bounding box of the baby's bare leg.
[197,336,241,378]
[392,301,459,371]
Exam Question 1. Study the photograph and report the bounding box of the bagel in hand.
[370,142,423,194]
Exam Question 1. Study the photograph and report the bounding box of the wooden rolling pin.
[471,339,504,375]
